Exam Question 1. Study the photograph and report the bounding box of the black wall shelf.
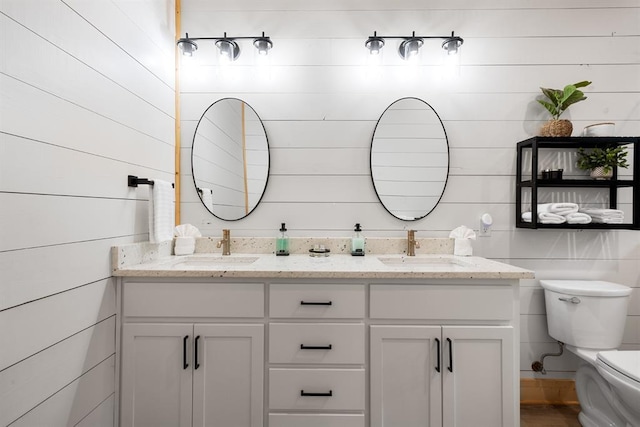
[516,136,639,230]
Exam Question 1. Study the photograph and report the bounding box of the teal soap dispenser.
[276,223,290,256]
[351,223,365,256]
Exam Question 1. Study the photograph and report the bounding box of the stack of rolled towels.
[522,203,625,224]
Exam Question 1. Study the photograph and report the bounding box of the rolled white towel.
[565,212,592,224]
[579,208,624,219]
[591,217,624,224]
[522,211,566,224]
[538,203,579,216]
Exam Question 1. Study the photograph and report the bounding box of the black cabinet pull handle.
[447,338,453,372]
[300,344,333,350]
[300,390,333,397]
[183,335,189,370]
[194,335,201,370]
[300,300,332,306]
[435,338,441,373]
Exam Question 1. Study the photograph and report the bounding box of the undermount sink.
[377,256,472,268]
[173,255,259,267]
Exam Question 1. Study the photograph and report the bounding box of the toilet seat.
[597,351,640,384]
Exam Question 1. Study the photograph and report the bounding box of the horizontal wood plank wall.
[179,0,640,382]
[0,0,175,425]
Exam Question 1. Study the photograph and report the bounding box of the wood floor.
[521,404,582,427]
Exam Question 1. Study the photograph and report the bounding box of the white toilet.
[540,280,640,427]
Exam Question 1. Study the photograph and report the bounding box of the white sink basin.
[377,256,472,269]
[173,255,259,267]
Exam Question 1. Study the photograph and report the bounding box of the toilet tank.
[540,280,631,350]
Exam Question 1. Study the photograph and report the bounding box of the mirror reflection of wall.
[370,97,449,221]
[192,98,269,221]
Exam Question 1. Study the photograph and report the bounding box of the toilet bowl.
[540,280,640,427]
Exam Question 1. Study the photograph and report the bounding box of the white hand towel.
[200,188,214,211]
[538,203,579,216]
[522,211,566,224]
[149,180,174,243]
[565,212,592,224]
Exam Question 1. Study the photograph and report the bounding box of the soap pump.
[276,223,290,256]
[351,223,365,256]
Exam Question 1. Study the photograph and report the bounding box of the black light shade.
[216,38,240,60]
[442,33,463,55]
[177,35,198,56]
[398,37,423,60]
[365,35,385,55]
[253,36,273,55]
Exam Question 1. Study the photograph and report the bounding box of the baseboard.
[520,378,579,405]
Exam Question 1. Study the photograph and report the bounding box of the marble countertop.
[112,252,534,280]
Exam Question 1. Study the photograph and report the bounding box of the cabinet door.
[120,323,193,427]
[442,326,515,427]
[192,324,264,427]
[370,325,442,427]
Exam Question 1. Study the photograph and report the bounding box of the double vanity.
[113,239,533,427]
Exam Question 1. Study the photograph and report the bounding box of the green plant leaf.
[573,80,592,88]
[560,90,587,111]
[537,99,558,117]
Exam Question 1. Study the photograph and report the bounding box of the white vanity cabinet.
[369,283,518,427]
[119,281,265,427]
[117,274,522,427]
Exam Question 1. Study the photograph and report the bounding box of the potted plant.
[538,81,592,137]
[576,145,629,180]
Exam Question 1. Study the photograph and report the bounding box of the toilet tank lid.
[540,280,631,297]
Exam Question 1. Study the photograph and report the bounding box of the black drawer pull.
[435,338,441,373]
[183,335,189,370]
[300,390,333,397]
[300,344,333,350]
[194,335,201,370]
[300,300,332,306]
[447,337,453,372]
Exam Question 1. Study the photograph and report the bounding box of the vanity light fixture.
[365,30,464,60]
[177,32,273,61]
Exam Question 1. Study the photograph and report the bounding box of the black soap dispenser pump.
[276,223,289,256]
[351,223,365,256]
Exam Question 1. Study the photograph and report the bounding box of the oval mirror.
[192,98,270,221]
[370,97,449,221]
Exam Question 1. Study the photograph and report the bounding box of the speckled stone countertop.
[112,238,534,280]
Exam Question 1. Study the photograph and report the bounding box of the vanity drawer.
[269,323,365,364]
[269,368,365,410]
[270,284,364,318]
[123,281,264,318]
[269,413,364,427]
[370,284,513,320]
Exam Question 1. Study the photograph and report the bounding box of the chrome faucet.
[217,229,231,255]
[407,230,421,256]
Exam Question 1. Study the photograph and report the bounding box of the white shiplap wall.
[0,0,175,425]
[179,0,640,380]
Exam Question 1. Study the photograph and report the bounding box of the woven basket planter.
[540,119,573,137]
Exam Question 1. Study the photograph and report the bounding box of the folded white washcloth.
[537,203,579,216]
[149,180,175,243]
[199,187,214,211]
[579,208,624,219]
[565,212,592,224]
[522,211,567,224]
